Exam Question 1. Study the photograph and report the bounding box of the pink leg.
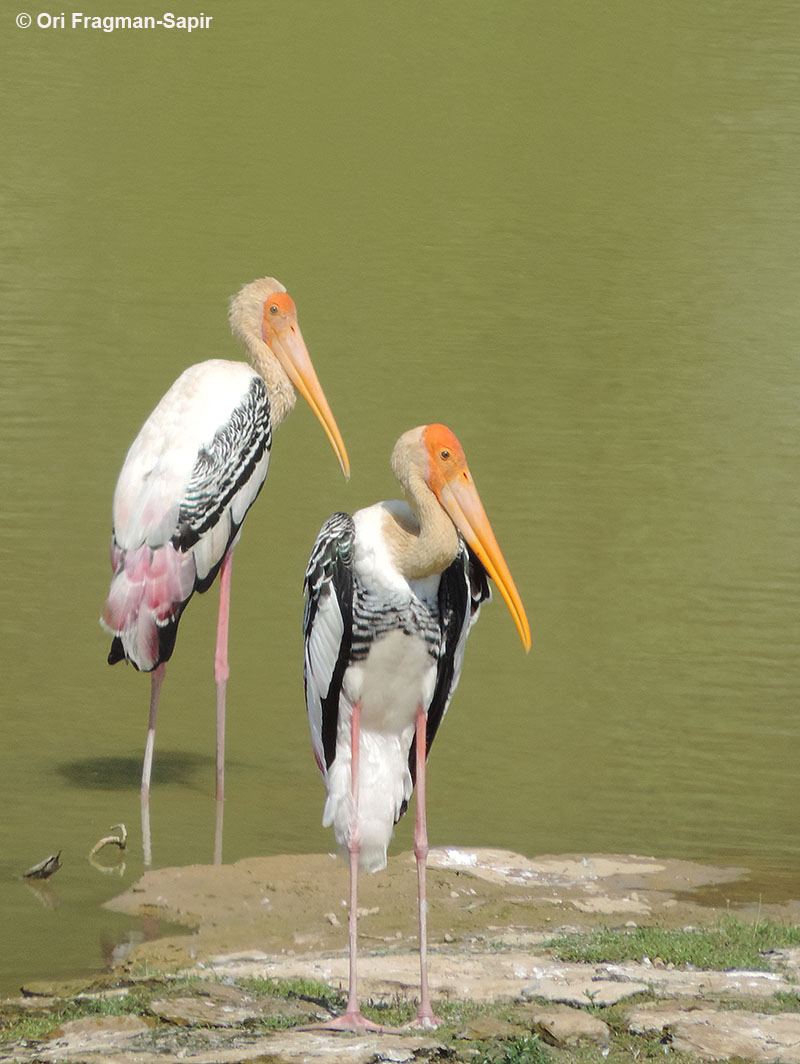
[141,796,153,869]
[214,549,233,803]
[411,705,442,1028]
[342,700,365,1022]
[306,702,396,1033]
[141,663,165,867]
[213,791,224,866]
[141,664,166,800]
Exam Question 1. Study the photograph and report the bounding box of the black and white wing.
[171,372,272,591]
[409,541,491,781]
[105,362,272,670]
[303,511,356,774]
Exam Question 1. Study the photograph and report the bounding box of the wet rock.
[241,1030,442,1063]
[628,1004,800,1063]
[30,1026,440,1064]
[520,966,650,1006]
[596,961,795,1000]
[457,1014,528,1039]
[516,956,796,1009]
[20,976,111,999]
[150,990,262,1027]
[527,1003,611,1047]
[150,983,322,1027]
[44,1013,151,1050]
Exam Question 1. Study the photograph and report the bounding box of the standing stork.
[303,423,530,1030]
[102,277,350,829]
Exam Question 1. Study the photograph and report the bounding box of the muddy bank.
[103,847,784,974]
[5,849,800,1063]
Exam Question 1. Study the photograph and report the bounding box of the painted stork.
[102,277,350,818]
[303,423,530,1029]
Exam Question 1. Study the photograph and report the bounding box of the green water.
[1,1,798,995]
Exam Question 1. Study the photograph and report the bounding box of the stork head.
[397,423,532,651]
[229,278,350,480]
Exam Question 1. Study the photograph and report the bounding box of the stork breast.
[356,629,435,733]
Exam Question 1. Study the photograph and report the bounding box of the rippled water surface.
[1,1,798,994]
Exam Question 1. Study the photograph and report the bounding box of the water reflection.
[140,792,224,869]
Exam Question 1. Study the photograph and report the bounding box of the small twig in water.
[89,824,128,857]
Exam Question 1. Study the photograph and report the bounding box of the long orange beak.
[437,472,531,651]
[264,316,350,479]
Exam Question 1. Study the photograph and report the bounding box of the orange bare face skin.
[422,423,470,495]
[421,422,531,651]
[262,292,297,330]
[258,289,350,480]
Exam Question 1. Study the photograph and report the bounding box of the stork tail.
[101,542,196,671]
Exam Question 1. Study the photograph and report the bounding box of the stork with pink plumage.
[101,277,349,860]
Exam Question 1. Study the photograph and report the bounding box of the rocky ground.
[3,848,800,1063]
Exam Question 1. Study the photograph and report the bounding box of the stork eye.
[440,449,450,460]
[268,304,279,314]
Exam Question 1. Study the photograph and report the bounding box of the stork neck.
[245,337,297,428]
[386,474,460,580]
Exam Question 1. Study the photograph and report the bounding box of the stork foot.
[302,1009,399,1033]
[405,1009,444,1030]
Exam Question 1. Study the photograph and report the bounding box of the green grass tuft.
[476,1034,552,1064]
[0,991,148,1045]
[774,990,800,1012]
[547,914,800,971]
[238,974,343,1005]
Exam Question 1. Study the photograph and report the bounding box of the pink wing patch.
[102,542,197,671]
